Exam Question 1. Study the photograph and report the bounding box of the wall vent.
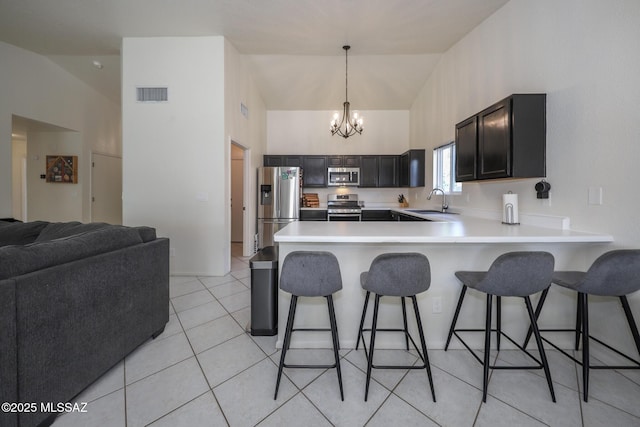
[136,87,168,102]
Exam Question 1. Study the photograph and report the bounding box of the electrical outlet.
[432,297,442,314]
[169,248,176,257]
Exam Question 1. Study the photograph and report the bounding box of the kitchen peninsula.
[273,212,613,350]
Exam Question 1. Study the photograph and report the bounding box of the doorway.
[91,152,122,224]
[11,115,80,222]
[231,143,245,244]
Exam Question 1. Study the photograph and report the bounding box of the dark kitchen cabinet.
[378,156,400,187]
[455,116,478,182]
[300,209,327,221]
[263,155,303,167]
[359,156,379,187]
[399,149,425,187]
[390,211,429,221]
[455,94,546,181]
[327,155,360,167]
[361,209,394,221]
[302,156,328,187]
[360,155,399,188]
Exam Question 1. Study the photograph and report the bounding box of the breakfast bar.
[273,213,613,350]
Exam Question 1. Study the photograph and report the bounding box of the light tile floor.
[54,244,640,426]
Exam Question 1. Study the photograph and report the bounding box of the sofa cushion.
[35,221,112,242]
[0,227,143,280]
[0,221,49,247]
[133,226,157,242]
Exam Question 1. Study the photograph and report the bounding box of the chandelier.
[330,45,363,138]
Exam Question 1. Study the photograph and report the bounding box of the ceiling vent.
[136,87,168,102]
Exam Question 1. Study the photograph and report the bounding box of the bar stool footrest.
[452,328,547,370]
[538,329,640,369]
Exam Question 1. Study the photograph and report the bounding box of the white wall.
[224,40,268,257]
[0,42,120,220]
[409,0,640,355]
[268,110,409,156]
[122,37,226,275]
[27,132,83,221]
[267,110,411,205]
[11,137,26,220]
[410,0,640,244]
[122,37,268,274]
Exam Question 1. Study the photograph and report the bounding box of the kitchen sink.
[406,209,458,215]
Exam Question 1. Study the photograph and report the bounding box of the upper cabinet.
[359,156,379,187]
[302,156,328,187]
[327,155,360,167]
[263,151,425,188]
[399,149,425,187]
[455,94,546,182]
[455,117,478,182]
[263,155,303,167]
[378,156,400,187]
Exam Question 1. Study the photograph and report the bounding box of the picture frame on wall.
[46,155,78,183]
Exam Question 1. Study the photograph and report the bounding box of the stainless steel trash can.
[249,246,278,336]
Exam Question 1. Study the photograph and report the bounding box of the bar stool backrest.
[478,251,554,297]
[362,252,430,297]
[280,251,343,297]
[579,249,640,296]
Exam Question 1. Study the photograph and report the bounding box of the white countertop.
[275,214,613,244]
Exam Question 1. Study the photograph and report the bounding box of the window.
[433,142,462,193]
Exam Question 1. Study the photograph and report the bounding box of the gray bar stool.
[444,251,556,402]
[356,253,436,402]
[522,249,640,402]
[274,251,344,400]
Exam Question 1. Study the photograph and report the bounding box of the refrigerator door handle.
[276,173,281,218]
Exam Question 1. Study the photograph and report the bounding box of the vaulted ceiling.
[0,0,509,108]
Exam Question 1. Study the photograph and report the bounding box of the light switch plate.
[588,187,603,205]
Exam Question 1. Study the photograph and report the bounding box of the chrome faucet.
[427,188,448,212]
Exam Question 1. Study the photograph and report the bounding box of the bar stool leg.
[275,295,298,399]
[445,285,467,350]
[524,296,556,402]
[326,295,344,401]
[496,296,502,351]
[412,295,436,402]
[619,296,640,357]
[356,291,371,351]
[401,297,409,351]
[574,293,582,350]
[483,294,493,402]
[365,294,381,402]
[523,288,549,349]
[581,292,590,402]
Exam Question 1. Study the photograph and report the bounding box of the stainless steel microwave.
[328,167,360,186]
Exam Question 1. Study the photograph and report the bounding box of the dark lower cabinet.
[360,210,394,221]
[300,210,327,221]
[390,211,429,221]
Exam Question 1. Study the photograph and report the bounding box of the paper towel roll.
[502,193,519,224]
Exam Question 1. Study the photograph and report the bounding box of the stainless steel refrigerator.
[257,166,301,249]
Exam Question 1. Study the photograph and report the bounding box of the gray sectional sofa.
[0,221,170,427]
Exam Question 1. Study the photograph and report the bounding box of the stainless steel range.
[327,194,361,221]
